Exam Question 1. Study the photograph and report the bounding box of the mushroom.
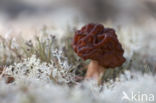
[72,23,126,79]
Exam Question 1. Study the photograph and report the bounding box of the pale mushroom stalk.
[85,60,105,79]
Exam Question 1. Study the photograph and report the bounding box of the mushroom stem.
[85,60,105,80]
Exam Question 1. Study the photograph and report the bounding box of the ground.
[0,16,156,103]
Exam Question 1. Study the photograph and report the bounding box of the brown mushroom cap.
[72,23,125,68]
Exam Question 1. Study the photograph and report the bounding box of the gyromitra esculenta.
[72,23,126,79]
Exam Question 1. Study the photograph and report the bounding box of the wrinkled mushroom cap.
[72,23,125,68]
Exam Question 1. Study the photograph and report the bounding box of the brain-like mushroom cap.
[72,23,126,68]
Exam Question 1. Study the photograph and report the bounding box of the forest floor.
[0,18,156,103]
